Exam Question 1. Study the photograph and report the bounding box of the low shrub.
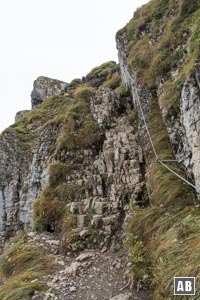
[56,99,102,152]
[68,78,82,89]
[48,162,69,187]
[33,196,64,232]
[115,85,130,97]
[86,61,120,87]
[103,75,121,89]
[159,78,184,113]
[75,84,95,102]
[129,110,137,125]
[180,0,200,17]
[61,213,77,250]
[125,233,152,285]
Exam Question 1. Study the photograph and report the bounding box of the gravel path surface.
[29,232,151,300]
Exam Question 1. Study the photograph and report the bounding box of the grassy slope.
[0,233,54,300]
[117,1,200,299]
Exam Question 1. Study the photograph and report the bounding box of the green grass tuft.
[0,233,54,300]
[128,205,200,299]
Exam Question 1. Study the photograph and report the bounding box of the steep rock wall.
[162,68,200,189]
[116,31,200,194]
[0,122,61,250]
[116,33,155,162]
[180,69,200,188]
[0,75,147,251]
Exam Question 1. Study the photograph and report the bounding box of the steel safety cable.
[133,86,200,193]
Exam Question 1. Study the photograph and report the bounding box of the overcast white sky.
[0,0,148,133]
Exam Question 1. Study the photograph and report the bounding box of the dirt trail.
[28,232,151,300]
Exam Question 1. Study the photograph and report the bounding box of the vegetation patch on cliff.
[86,61,121,89]
[18,94,72,127]
[56,84,102,152]
[117,2,200,298]
[126,100,196,297]
[1,94,73,158]
[31,62,123,250]
[117,0,200,112]
[33,161,82,233]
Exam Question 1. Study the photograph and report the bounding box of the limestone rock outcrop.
[0,71,146,252]
[1,1,200,299]
[179,69,200,189]
[31,76,66,108]
[15,110,30,123]
[0,121,61,250]
[116,21,200,194]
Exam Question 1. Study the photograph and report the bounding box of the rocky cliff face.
[0,62,143,252]
[0,119,60,250]
[116,0,200,192]
[115,1,200,299]
[179,69,200,189]
[168,69,200,184]
[117,33,200,191]
[31,76,67,108]
[1,1,200,299]
[157,66,200,192]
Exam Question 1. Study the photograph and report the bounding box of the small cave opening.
[46,224,55,233]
